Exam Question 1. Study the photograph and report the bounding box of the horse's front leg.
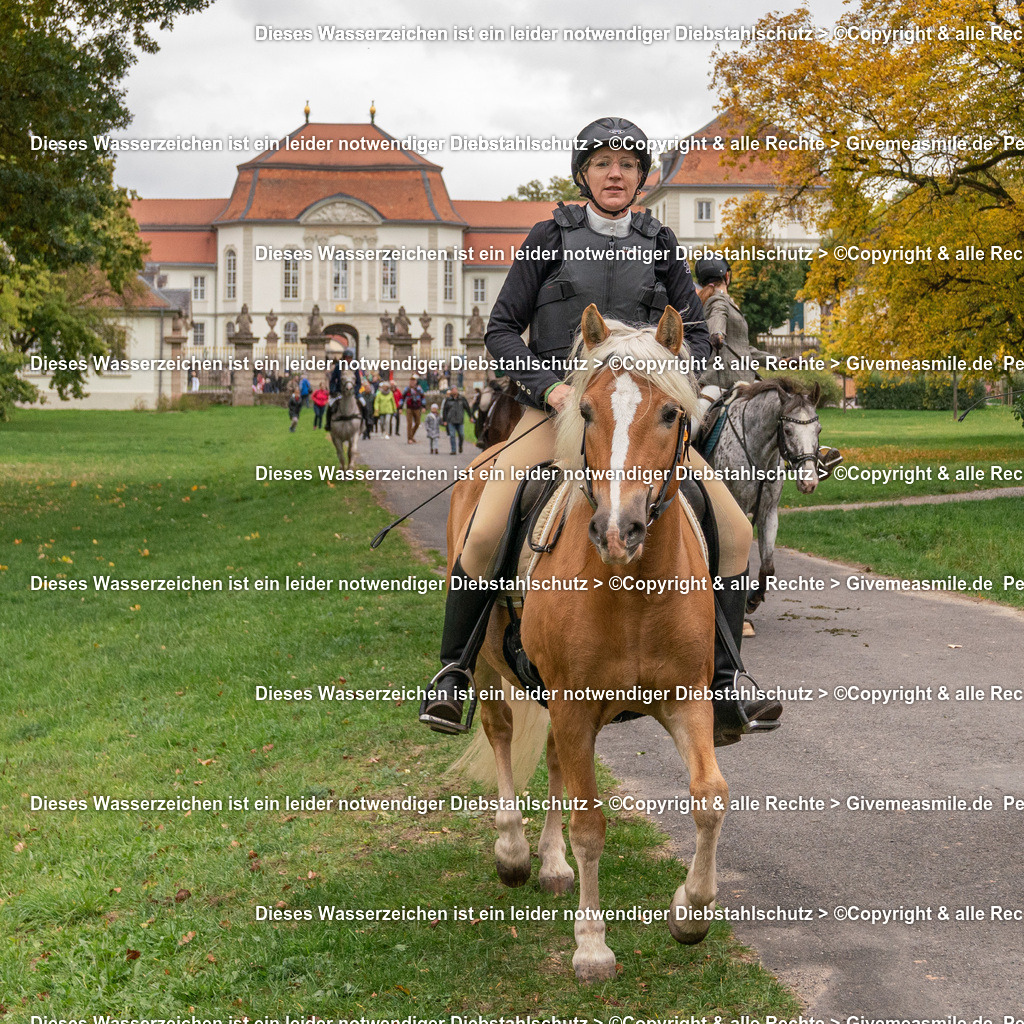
[537,729,574,894]
[657,699,728,944]
[478,660,531,887]
[750,488,780,613]
[552,711,615,982]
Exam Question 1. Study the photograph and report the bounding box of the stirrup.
[418,665,478,735]
[713,670,782,747]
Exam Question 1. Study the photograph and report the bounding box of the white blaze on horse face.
[608,373,643,525]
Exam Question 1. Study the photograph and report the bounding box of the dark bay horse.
[448,306,727,982]
[471,378,523,450]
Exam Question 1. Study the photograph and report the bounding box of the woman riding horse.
[695,257,774,391]
[418,117,783,745]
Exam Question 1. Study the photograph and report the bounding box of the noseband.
[579,406,690,527]
[777,410,820,471]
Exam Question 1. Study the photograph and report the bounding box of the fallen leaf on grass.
[175,889,191,903]
[178,931,196,945]
[126,950,141,961]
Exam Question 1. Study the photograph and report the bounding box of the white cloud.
[114,0,846,202]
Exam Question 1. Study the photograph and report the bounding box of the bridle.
[776,407,821,472]
[721,388,820,519]
[578,399,690,528]
[329,376,362,421]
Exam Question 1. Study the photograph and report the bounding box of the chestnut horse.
[447,305,728,982]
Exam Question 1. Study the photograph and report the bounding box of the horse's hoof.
[572,948,616,983]
[745,596,762,614]
[496,859,532,888]
[495,832,531,888]
[538,869,575,894]
[669,891,713,945]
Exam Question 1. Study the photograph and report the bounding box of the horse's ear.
[655,306,684,354]
[581,304,610,349]
[810,382,822,407]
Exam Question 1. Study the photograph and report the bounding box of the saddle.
[694,385,742,460]
[489,464,718,720]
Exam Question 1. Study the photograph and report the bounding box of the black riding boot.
[419,557,493,735]
[712,572,783,747]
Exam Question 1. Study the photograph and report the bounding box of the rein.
[723,388,820,519]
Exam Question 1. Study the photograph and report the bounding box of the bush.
[762,367,843,407]
[857,372,986,411]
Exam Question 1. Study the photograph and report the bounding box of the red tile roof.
[215,165,462,223]
[242,122,442,171]
[464,231,527,267]
[140,230,217,265]
[652,112,788,188]
[214,123,463,224]
[453,199,568,229]
[132,198,229,226]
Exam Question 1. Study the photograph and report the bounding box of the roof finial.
[303,100,310,125]
[370,99,376,125]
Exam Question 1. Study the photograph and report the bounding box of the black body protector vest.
[528,202,667,383]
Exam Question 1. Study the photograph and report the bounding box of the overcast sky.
[114,0,846,203]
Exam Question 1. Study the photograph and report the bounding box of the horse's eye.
[579,403,593,423]
[661,406,678,425]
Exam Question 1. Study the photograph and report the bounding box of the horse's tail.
[446,672,549,792]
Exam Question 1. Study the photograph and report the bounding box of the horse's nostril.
[588,519,601,544]
[624,521,646,548]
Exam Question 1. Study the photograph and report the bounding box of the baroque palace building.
[24,112,820,408]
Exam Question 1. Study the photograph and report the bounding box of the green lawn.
[778,497,1024,608]
[0,408,798,1018]
[781,406,1024,506]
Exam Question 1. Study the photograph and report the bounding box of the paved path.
[781,484,1024,514]
[358,435,1024,1019]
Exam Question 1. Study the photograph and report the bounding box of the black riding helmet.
[572,117,653,213]
[694,257,731,286]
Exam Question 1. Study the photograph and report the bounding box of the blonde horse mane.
[554,318,701,472]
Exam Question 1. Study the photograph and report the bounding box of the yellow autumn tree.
[713,0,1024,378]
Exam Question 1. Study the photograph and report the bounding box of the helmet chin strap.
[581,174,640,218]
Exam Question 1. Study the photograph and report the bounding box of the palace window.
[381,258,398,300]
[696,200,713,222]
[192,275,206,300]
[192,322,205,346]
[225,250,236,299]
[283,260,300,299]
[444,323,454,348]
[332,257,349,300]
[283,321,298,344]
[443,254,455,301]
[473,278,486,303]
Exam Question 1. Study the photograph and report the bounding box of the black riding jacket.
[485,205,711,409]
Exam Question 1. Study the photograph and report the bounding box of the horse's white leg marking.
[538,729,574,894]
[659,704,728,944]
[555,724,615,982]
[478,661,531,888]
[608,374,642,528]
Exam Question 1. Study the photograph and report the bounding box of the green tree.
[718,194,808,337]
[713,0,1024,367]
[0,0,209,414]
[503,175,581,201]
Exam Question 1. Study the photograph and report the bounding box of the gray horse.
[699,378,822,612]
[327,370,361,470]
